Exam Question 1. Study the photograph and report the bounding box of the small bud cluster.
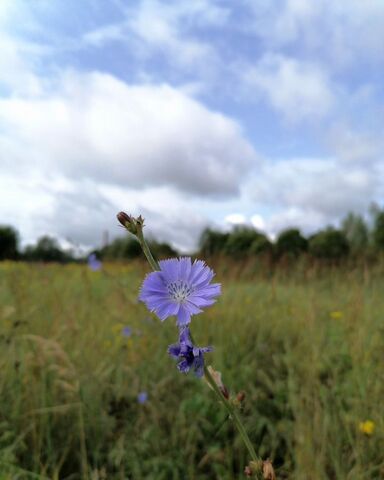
[117,212,145,236]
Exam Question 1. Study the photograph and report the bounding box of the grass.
[0,260,383,479]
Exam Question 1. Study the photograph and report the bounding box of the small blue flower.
[121,326,132,337]
[88,253,102,271]
[137,391,148,404]
[139,257,221,326]
[168,327,213,377]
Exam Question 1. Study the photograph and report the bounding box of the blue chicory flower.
[139,257,221,326]
[137,391,148,404]
[121,326,132,337]
[88,253,102,271]
[168,327,213,377]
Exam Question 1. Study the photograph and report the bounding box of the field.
[0,260,383,479]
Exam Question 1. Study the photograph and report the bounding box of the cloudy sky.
[0,0,383,252]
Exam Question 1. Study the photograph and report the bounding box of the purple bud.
[116,211,131,228]
[116,212,145,236]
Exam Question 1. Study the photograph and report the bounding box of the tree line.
[200,208,384,262]
[1,206,384,263]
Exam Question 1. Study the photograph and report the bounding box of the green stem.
[203,365,262,478]
[136,231,160,271]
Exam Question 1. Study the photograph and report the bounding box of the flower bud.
[116,212,145,236]
[116,211,131,228]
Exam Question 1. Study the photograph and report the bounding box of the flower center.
[167,280,194,303]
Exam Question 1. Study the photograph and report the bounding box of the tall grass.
[0,261,383,479]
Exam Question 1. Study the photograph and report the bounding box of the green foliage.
[102,236,177,260]
[309,228,349,260]
[276,228,308,258]
[0,226,19,260]
[372,209,384,251]
[199,228,230,256]
[249,233,273,256]
[0,262,383,479]
[224,227,268,257]
[102,235,142,259]
[341,212,369,253]
[23,235,72,262]
[147,239,177,259]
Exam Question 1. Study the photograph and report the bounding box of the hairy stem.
[136,231,160,271]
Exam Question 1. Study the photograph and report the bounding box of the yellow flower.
[359,420,375,436]
[330,311,343,320]
[111,323,124,335]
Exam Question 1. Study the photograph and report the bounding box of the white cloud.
[244,54,335,122]
[0,173,210,252]
[252,157,378,215]
[224,213,247,225]
[248,0,384,70]
[267,207,327,236]
[250,214,265,231]
[245,155,381,236]
[0,70,256,196]
[84,0,229,74]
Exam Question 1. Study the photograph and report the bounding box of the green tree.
[276,228,308,258]
[224,227,266,257]
[0,226,19,260]
[102,236,177,260]
[147,240,177,259]
[102,236,142,259]
[341,212,368,254]
[249,233,273,256]
[372,209,384,251]
[309,228,349,260]
[199,228,230,256]
[24,236,71,262]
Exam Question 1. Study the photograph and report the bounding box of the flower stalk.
[118,212,266,479]
[203,364,261,470]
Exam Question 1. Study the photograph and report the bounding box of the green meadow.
[0,261,383,479]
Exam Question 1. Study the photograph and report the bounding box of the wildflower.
[88,253,102,271]
[137,391,148,404]
[330,310,343,320]
[139,257,221,326]
[359,420,375,436]
[168,327,212,377]
[121,326,132,337]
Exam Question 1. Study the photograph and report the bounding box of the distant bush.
[24,236,72,262]
[199,228,230,256]
[102,236,177,260]
[102,236,142,260]
[0,225,19,260]
[224,227,267,257]
[249,233,273,256]
[372,210,384,251]
[276,228,308,259]
[309,228,349,260]
[147,240,177,259]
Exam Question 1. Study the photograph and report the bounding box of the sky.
[0,0,383,252]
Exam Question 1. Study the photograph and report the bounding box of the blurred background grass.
[0,261,383,479]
